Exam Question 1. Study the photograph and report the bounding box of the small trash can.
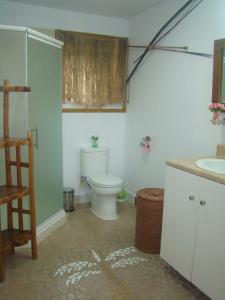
[63,188,75,212]
[135,188,164,254]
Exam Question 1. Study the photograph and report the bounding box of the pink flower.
[208,103,225,112]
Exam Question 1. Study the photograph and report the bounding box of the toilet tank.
[80,147,108,177]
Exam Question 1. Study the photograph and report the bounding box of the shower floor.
[0,201,209,300]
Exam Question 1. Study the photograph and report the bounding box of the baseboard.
[22,209,66,248]
[36,209,66,243]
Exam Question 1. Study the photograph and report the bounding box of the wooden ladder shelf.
[0,80,37,283]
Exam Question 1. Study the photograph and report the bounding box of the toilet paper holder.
[140,136,151,147]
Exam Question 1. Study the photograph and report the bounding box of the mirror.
[212,38,225,104]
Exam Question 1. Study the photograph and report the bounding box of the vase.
[211,111,222,125]
[221,112,225,124]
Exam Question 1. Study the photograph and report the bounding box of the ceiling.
[4,0,164,19]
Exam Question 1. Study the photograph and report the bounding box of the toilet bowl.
[80,146,122,220]
[90,174,122,220]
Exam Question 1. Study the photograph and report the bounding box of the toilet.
[80,147,122,220]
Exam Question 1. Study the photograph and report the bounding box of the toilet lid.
[91,174,122,187]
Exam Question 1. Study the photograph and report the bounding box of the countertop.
[167,157,225,185]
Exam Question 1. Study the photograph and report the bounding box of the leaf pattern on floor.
[54,247,147,286]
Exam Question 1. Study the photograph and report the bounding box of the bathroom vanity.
[160,158,225,300]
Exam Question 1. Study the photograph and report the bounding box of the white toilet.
[80,147,122,220]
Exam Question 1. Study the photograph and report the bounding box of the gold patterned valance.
[55,30,128,108]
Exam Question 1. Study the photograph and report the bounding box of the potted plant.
[91,136,98,147]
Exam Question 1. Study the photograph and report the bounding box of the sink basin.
[195,158,225,175]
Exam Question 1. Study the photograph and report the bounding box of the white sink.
[195,158,225,175]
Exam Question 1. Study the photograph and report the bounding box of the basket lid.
[136,188,164,201]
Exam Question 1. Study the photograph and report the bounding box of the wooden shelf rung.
[0,138,29,148]
[11,208,30,215]
[0,86,31,93]
[0,185,30,205]
[9,161,29,168]
[2,229,31,249]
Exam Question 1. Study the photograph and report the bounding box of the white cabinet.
[192,179,225,299]
[160,167,199,281]
[161,166,225,300]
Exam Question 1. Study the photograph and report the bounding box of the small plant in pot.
[91,136,98,147]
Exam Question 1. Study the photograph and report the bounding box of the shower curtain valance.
[55,30,127,108]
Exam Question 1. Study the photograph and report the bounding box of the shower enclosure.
[0,26,63,227]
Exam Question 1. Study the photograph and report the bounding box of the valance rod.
[128,45,212,58]
[154,47,212,58]
[128,45,188,50]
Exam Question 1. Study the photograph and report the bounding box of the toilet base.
[91,193,118,221]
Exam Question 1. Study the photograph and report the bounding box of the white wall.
[125,0,223,194]
[3,0,224,198]
[0,0,128,197]
[63,113,126,195]
[0,0,128,37]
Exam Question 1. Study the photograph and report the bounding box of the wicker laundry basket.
[135,188,164,254]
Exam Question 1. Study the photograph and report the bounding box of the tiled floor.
[0,201,209,300]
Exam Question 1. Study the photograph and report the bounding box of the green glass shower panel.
[0,30,27,229]
[0,30,27,138]
[27,37,63,225]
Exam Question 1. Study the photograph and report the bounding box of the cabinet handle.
[189,195,195,200]
[200,200,206,206]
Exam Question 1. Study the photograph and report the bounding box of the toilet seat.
[91,174,122,188]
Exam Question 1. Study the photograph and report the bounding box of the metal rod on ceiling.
[128,45,212,59]
[126,0,203,83]
[152,47,212,58]
[128,45,188,50]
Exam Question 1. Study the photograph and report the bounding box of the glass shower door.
[27,36,63,225]
[0,29,27,228]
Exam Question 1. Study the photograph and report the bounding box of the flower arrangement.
[208,103,225,125]
[208,103,225,112]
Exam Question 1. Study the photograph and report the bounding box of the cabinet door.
[27,36,63,225]
[160,166,199,280]
[192,178,225,300]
